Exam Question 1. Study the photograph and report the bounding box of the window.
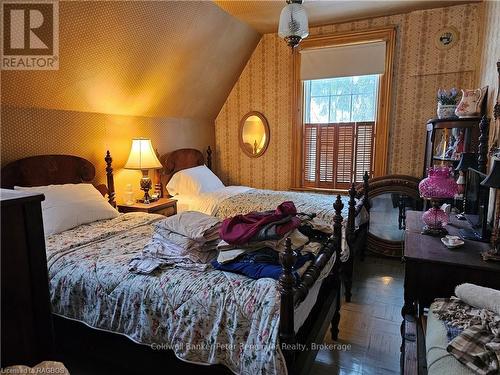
[291,27,396,189]
[303,75,378,189]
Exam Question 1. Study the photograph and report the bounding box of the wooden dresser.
[403,210,500,317]
[1,189,56,367]
[401,210,500,375]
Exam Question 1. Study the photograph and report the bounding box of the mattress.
[426,302,474,375]
[45,212,336,375]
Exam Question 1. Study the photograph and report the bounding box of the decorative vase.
[422,204,450,229]
[419,167,458,236]
[437,103,458,119]
[455,87,488,118]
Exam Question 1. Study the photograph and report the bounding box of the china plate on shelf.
[441,237,465,249]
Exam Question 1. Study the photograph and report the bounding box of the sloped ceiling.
[1,1,260,120]
[214,0,480,34]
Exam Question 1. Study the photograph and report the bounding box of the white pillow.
[166,165,224,196]
[14,183,119,236]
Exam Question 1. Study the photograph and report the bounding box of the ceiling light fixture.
[278,0,309,48]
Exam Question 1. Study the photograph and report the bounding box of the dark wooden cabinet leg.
[344,279,352,303]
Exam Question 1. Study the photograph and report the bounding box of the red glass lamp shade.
[419,167,457,235]
[419,167,458,199]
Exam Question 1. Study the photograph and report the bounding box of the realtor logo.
[2,0,59,70]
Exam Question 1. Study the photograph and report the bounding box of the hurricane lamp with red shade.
[419,167,458,236]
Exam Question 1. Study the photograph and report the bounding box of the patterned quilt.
[213,189,367,228]
[45,213,288,375]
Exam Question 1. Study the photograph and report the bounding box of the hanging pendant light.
[278,0,309,48]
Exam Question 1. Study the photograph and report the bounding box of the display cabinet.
[423,117,481,177]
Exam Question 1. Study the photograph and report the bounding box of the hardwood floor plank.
[311,255,404,374]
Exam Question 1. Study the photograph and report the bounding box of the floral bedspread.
[213,189,367,228]
[45,213,287,375]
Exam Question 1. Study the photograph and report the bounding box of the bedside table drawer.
[155,206,176,217]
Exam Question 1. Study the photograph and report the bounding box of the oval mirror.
[364,175,422,257]
[239,112,270,158]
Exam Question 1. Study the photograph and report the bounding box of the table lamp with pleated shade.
[124,138,163,204]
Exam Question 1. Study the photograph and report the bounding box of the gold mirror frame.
[239,111,270,158]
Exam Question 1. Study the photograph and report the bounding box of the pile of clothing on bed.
[431,283,500,375]
[129,201,334,281]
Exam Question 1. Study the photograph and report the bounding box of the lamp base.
[139,171,154,204]
[421,225,448,236]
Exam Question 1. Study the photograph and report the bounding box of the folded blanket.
[153,227,218,253]
[129,238,217,274]
[129,256,211,274]
[154,211,221,243]
[432,297,500,375]
[456,283,500,316]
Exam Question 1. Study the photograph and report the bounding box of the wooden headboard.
[1,152,116,207]
[159,147,212,186]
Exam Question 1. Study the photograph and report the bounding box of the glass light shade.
[419,167,457,199]
[278,2,309,47]
[124,138,162,170]
[422,206,449,229]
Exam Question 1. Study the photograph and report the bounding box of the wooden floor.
[311,255,404,375]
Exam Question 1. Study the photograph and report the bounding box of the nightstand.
[117,197,177,217]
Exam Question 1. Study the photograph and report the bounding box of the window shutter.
[303,122,374,188]
[318,125,336,187]
[354,122,374,182]
[336,124,355,185]
[303,124,318,185]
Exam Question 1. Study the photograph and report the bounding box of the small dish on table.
[441,235,465,249]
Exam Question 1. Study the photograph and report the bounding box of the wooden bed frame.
[1,150,354,375]
[160,147,371,303]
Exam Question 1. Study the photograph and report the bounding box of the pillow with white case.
[14,183,119,236]
[166,165,224,196]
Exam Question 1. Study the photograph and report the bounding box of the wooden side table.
[402,210,500,317]
[117,197,177,217]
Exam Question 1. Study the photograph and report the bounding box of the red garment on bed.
[219,201,301,245]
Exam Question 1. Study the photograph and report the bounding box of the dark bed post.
[478,116,490,174]
[363,172,370,212]
[333,195,344,252]
[105,151,116,207]
[342,185,357,303]
[206,146,212,170]
[331,195,344,339]
[279,238,297,370]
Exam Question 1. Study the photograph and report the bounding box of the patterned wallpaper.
[1,1,259,119]
[478,0,500,144]
[1,1,259,203]
[215,34,293,190]
[1,105,213,203]
[215,3,482,189]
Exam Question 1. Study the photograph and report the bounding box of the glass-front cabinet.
[423,118,481,177]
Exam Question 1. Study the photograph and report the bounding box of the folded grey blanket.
[456,284,500,316]
[154,211,221,243]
